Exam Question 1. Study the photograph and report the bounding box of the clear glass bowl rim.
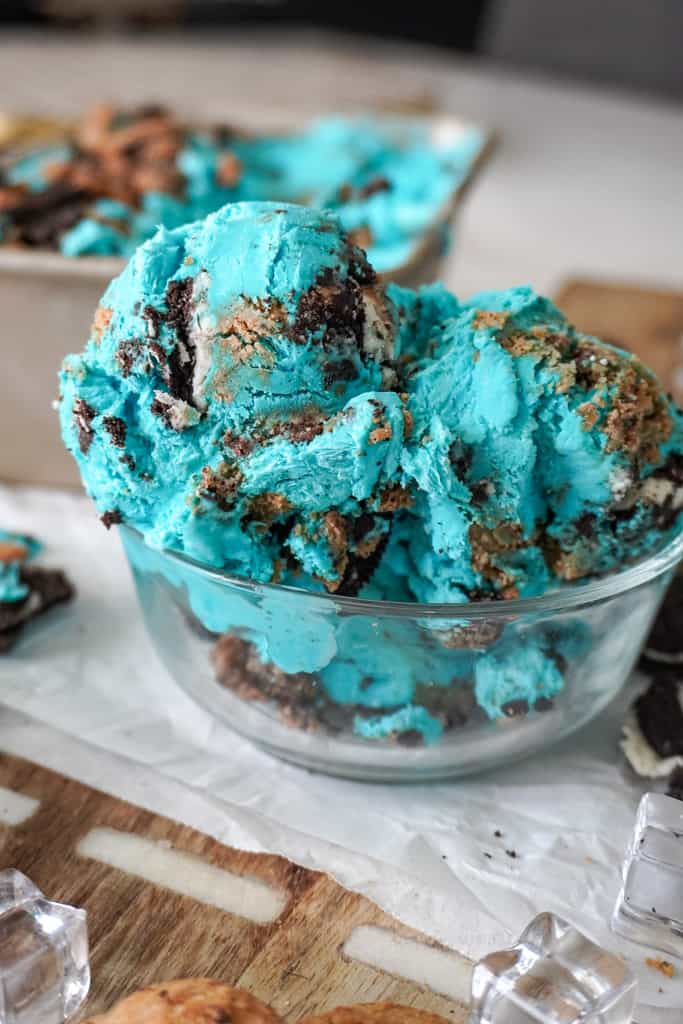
[120,521,683,621]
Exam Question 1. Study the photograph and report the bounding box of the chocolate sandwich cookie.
[640,569,683,669]
[621,674,683,779]
[83,979,284,1024]
[0,531,74,652]
[300,1004,450,1024]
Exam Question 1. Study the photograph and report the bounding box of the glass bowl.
[120,525,683,781]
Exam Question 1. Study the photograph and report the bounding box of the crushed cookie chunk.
[473,309,509,331]
[502,699,529,718]
[469,522,528,593]
[379,483,414,512]
[577,400,600,431]
[246,492,292,528]
[604,362,672,460]
[72,399,96,454]
[369,423,392,444]
[335,528,389,597]
[284,407,327,444]
[216,151,243,187]
[323,511,349,560]
[358,175,391,199]
[347,224,373,251]
[223,431,254,458]
[0,565,75,655]
[164,277,196,405]
[103,415,126,448]
[218,296,289,353]
[396,729,423,747]
[323,358,359,388]
[100,510,122,529]
[293,265,365,348]
[198,462,243,511]
[91,305,113,341]
[645,957,674,979]
[115,338,144,376]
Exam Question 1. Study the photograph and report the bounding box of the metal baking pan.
[0,113,492,489]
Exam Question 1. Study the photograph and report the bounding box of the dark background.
[2,1,683,102]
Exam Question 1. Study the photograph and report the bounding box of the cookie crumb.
[645,957,674,978]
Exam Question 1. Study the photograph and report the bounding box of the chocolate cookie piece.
[0,567,74,654]
[635,674,683,759]
[667,765,683,801]
[621,674,683,778]
[641,570,683,668]
[300,1004,450,1024]
[212,633,325,730]
[83,979,283,1024]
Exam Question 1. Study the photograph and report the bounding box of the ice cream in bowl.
[59,201,683,779]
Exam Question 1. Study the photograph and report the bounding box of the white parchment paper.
[1,484,680,1018]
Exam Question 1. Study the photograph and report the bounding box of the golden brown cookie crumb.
[379,483,414,512]
[369,424,392,444]
[347,225,374,250]
[217,152,243,188]
[576,401,600,431]
[247,492,292,527]
[300,1003,451,1024]
[469,522,527,594]
[83,979,284,1024]
[0,541,29,564]
[473,309,509,331]
[645,957,675,979]
[92,306,113,342]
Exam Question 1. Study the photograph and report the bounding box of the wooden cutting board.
[555,278,683,404]
[0,753,470,1023]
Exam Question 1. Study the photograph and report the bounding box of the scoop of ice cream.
[59,201,404,590]
[398,285,683,602]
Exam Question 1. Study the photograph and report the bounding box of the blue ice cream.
[59,202,683,739]
[0,532,41,604]
[396,286,683,603]
[1,106,484,274]
[60,202,405,592]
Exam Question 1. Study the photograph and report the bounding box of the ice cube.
[0,870,89,1023]
[612,791,683,959]
[469,911,637,1024]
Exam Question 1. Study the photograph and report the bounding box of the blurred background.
[2,0,683,100]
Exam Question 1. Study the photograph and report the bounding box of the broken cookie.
[83,979,284,1024]
[0,530,74,652]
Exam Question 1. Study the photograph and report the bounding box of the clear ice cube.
[0,870,89,1023]
[612,791,683,959]
[469,912,637,1024]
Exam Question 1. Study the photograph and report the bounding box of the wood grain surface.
[0,753,469,1022]
[556,278,683,404]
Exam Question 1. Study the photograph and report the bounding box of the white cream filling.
[152,390,196,431]
[362,288,395,364]
[621,709,683,779]
[609,467,633,503]
[187,270,213,410]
